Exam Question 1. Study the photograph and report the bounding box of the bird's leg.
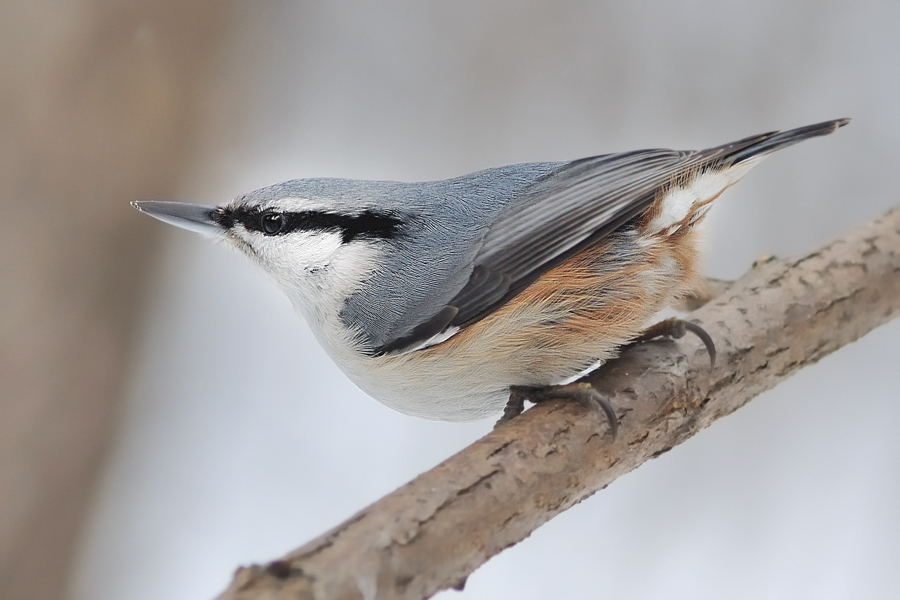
[497,383,618,440]
[630,317,716,368]
[497,386,528,425]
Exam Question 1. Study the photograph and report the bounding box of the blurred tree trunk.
[0,2,227,599]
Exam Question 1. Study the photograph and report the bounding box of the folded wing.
[376,119,848,354]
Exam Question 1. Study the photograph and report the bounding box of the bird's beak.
[131,200,223,236]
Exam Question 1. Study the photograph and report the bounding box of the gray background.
[69,2,899,599]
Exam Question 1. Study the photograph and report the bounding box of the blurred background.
[2,1,898,599]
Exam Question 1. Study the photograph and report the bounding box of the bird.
[133,118,848,432]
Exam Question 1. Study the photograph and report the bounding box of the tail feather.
[725,118,850,164]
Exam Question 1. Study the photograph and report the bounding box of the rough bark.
[219,207,900,600]
[0,3,226,599]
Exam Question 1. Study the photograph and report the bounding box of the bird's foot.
[496,382,618,440]
[493,317,713,436]
[630,317,716,369]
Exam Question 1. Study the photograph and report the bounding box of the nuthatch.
[133,119,848,432]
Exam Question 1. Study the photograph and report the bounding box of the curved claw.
[565,383,618,440]
[682,321,717,369]
[555,383,619,440]
[633,317,716,371]
[590,392,619,441]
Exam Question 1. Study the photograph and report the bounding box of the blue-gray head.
[134,179,411,346]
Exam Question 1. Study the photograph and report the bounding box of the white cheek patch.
[646,158,763,235]
[231,224,383,332]
[270,231,343,273]
[269,235,383,348]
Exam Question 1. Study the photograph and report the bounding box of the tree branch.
[219,207,900,600]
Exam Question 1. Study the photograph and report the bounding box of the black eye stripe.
[219,207,402,243]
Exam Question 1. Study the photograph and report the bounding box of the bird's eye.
[260,212,285,235]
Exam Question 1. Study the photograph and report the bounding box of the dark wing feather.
[444,147,722,326]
